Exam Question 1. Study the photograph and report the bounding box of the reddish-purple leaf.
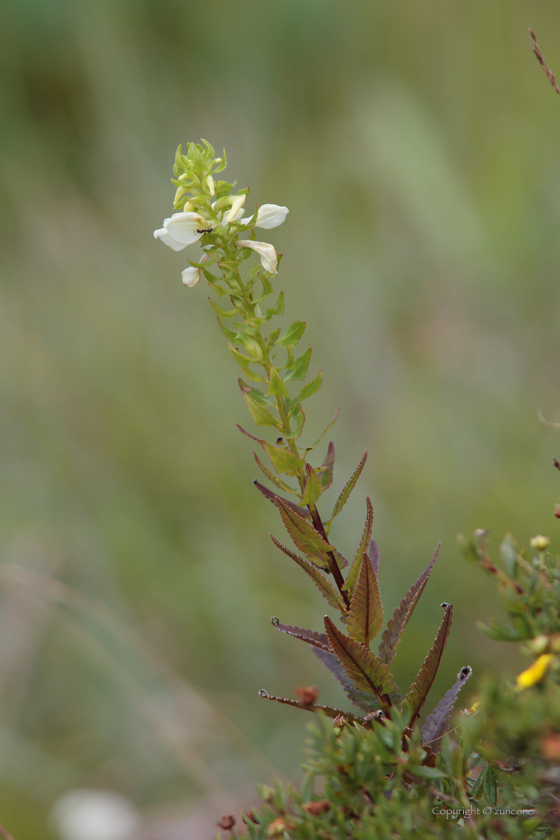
[421,666,472,751]
[378,544,440,665]
[343,497,374,594]
[236,424,264,445]
[324,616,396,705]
[308,408,340,450]
[368,539,380,575]
[271,619,330,651]
[332,451,368,520]
[254,480,311,519]
[275,499,332,569]
[404,603,454,725]
[270,535,347,614]
[313,647,381,713]
[347,553,383,646]
[317,441,335,489]
[257,689,363,724]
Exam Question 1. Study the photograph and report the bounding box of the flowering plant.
[155,142,560,839]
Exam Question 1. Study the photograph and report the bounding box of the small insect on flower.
[196,227,214,234]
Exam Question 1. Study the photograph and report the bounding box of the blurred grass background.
[2,0,560,835]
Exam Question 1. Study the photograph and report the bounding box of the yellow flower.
[515,654,554,689]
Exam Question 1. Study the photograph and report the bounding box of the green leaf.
[254,453,298,495]
[308,407,340,451]
[208,297,236,319]
[347,553,383,646]
[331,451,368,520]
[270,535,347,613]
[378,545,440,665]
[299,464,324,508]
[343,497,374,593]
[284,348,312,381]
[228,342,250,369]
[242,391,281,428]
[265,292,284,320]
[324,617,396,704]
[268,367,288,398]
[266,327,281,347]
[299,370,323,401]
[476,619,526,642]
[285,405,306,440]
[275,500,332,569]
[468,765,486,800]
[278,320,306,347]
[216,315,238,341]
[482,764,497,808]
[263,441,305,475]
[214,148,227,173]
[317,441,335,489]
[403,603,453,725]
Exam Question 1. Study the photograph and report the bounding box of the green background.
[2,1,560,835]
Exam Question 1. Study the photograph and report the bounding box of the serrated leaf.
[285,405,306,440]
[275,500,331,569]
[369,539,380,575]
[254,480,311,519]
[271,620,330,651]
[236,424,264,445]
[284,348,312,382]
[347,553,383,646]
[421,666,472,751]
[343,497,374,593]
[263,441,305,475]
[313,647,381,713]
[378,544,440,665]
[265,292,284,320]
[482,764,497,808]
[403,603,453,725]
[300,370,323,402]
[228,342,250,369]
[268,367,288,398]
[209,297,236,319]
[332,451,368,520]
[308,408,340,451]
[257,689,362,724]
[254,453,298,495]
[216,315,238,341]
[299,464,324,507]
[278,321,306,348]
[266,327,281,347]
[270,535,347,613]
[242,391,281,428]
[316,441,335,489]
[324,616,396,705]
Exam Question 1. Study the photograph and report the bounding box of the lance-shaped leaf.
[324,616,396,703]
[270,535,347,614]
[268,367,288,398]
[421,666,472,751]
[217,315,239,341]
[284,347,312,382]
[257,689,363,724]
[254,453,298,496]
[343,497,374,593]
[242,391,280,428]
[331,451,368,520]
[369,539,380,575]
[300,370,323,402]
[347,553,383,646]
[378,544,440,665]
[299,464,324,507]
[313,647,381,713]
[316,441,335,489]
[262,441,305,475]
[307,408,340,451]
[275,500,332,569]
[403,603,454,726]
[271,619,330,651]
[277,320,306,348]
[265,291,284,320]
[254,480,311,519]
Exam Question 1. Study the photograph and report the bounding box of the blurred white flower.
[242,204,289,229]
[51,790,141,840]
[154,211,207,251]
[237,240,278,274]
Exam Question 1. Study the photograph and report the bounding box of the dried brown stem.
[530,29,560,96]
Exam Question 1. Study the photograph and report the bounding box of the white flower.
[225,194,246,224]
[51,789,140,840]
[154,211,208,251]
[242,204,289,229]
[237,239,278,274]
[181,253,210,288]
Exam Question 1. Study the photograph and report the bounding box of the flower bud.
[205,175,215,196]
[225,194,246,223]
[239,336,263,361]
[530,535,550,551]
[530,635,549,655]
